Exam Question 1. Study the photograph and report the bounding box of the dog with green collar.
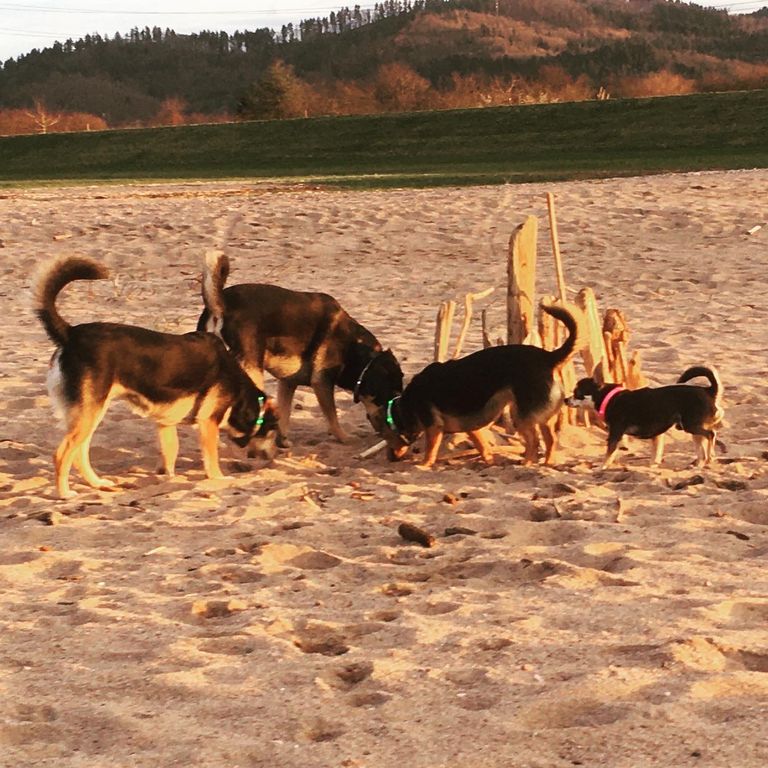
[381,304,580,468]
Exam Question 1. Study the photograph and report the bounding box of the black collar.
[353,356,376,403]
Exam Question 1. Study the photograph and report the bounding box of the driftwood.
[434,288,495,361]
[398,522,435,548]
[507,216,538,345]
[626,349,648,389]
[602,308,646,388]
[453,287,495,359]
[575,287,606,383]
[602,308,630,383]
[546,193,568,303]
[358,439,388,459]
[434,300,456,362]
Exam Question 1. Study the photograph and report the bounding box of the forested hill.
[1,0,768,131]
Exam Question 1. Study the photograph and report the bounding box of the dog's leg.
[54,406,102,499]
[706,431,717,464]
[704,429,716,465]
[681,410,718,465]
[650,434,665,466]
[312,376,349,443]
[467,429,494,465]
[198,418,228,480]
[419,426,444,468]
[691,434,707,466]
[540,420,558,465]
[691,430,716,466]
[602,433,624,469]
[275,379,298,449]
[157,425,179,477]
[72,405,114,490]
[519,424,539,465]
[74,439,114,490]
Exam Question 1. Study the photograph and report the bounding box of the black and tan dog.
[565,366,724,468]
[198,251,403,446]
[36,256,278,499]
[380,304,580,468]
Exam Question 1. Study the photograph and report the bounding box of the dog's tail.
[678,365,723,410]
[201,250,230,322]
[34,256,109,346]
[542,303,580,367]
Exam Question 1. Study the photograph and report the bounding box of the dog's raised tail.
[202,250,230,322]
[677,365,723,407]
[34,256,108,346]
[541,303,580,367]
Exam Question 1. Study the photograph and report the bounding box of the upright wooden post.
[538,295,558,351]
[434,300,456,362]
[575,287,607,382]
[626,350,647,390]
[602,308,630,384]
[546,193,568,304]
[508,216,538,344]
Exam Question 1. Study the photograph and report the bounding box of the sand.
[1,170,767,767]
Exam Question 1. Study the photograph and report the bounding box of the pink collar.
[598,385,624,419]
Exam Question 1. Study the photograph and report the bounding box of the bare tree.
[25,100,61,134]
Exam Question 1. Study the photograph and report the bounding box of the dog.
[35,256,278,499]
[198,251,403,446]
[565,366,723,468]
[379,304,580,468]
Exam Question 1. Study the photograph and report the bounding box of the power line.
[0,3,381,14]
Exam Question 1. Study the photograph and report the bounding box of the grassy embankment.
[1,90,767,188]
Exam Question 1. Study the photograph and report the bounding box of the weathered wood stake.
[453,287,495,359]
[546,192,568,304]
[507,216,538,345]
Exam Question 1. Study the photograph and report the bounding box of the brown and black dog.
[380,304,580,468]
[566,366,724,468]
[198,251,403,446]
[36,256,278,499]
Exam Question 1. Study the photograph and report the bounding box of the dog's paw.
[57,489,78,500]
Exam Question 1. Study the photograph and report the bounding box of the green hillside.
[1,89,767,188]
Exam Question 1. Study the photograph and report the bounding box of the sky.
[0,0,765,63]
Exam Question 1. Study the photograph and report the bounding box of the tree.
[237,61,310,120]
[151,97,188,126]
[25,99,60,133]
[374,62,432,111]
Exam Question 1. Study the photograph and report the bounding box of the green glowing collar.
[254,396,265,429]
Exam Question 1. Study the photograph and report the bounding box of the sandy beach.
[1,170,767,767]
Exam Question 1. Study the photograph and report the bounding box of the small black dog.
[380,304,579,468]
[566,366,723,469]
[36,256,278,498]
[198,251,403,446]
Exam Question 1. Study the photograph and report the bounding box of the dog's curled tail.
[202,250,230,322]
[34,256,109,346]
[541,303,580,367]
[677,365,723,407]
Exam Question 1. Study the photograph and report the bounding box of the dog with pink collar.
[566,366,724,469]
